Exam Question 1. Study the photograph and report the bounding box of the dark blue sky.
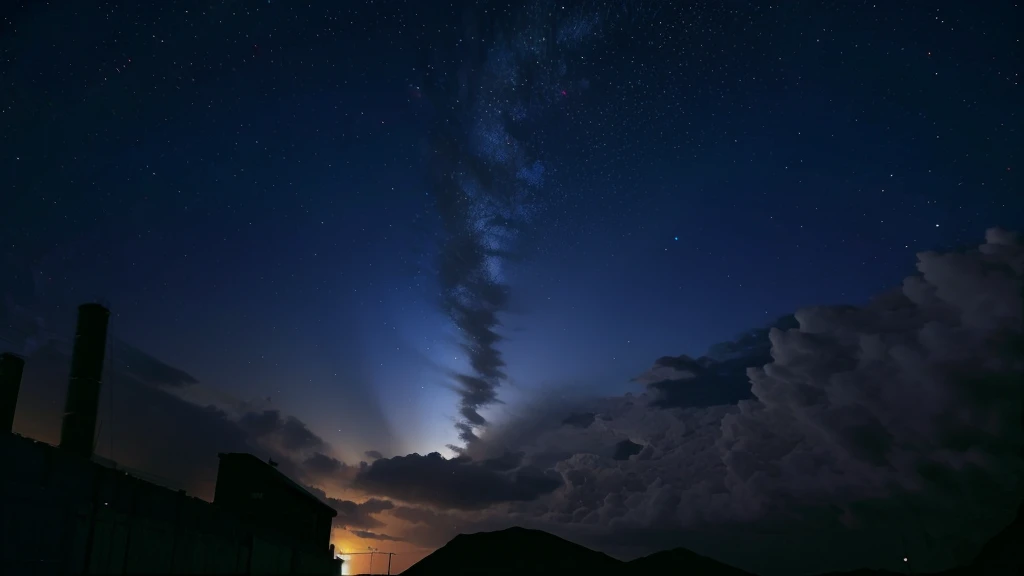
[1,3,1021,562]
[3,0,1020,454]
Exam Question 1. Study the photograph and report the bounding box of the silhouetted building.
[0,352,25,433]
[0,303,342,574]
[60,303,110,457]
[215,453,338,571]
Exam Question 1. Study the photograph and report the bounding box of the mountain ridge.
[401,503,1022,575]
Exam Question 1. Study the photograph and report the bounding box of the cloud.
[390,505,443,525]
[11,225,1019,576]
[116,342,199,388]
[238,409,328,453]
[349,529,405,542]
[715,227,1023,523]
[328,497,395,530]
[304,452,346,476]
[415,228,1024,575]
[352,451,562,510]
[611,439,642,461]
[12,341,257,497]
[6,318,344,500]
[562,412,596,428]
[301,484,395,532]
[365,450,384,460]
[633,315,798,408]
[481,450,525,471]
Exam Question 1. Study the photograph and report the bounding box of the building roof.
[217,452,337,518]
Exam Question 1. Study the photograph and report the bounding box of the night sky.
[2,1,1022,575]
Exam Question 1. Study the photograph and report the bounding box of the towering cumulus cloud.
[420,1,622,443]
[440,228,1022,575]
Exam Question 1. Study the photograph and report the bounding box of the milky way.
[420,0,652,443]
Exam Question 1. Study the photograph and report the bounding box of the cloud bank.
[6,223,1020,574]
[352,451,561,510]
[352,229,1023,575]
[0,310,347,500]
[633,315,800,408]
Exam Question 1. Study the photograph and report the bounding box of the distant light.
[673,236,678,241]
[903,557,908,562]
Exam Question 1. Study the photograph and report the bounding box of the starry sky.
[1,1,1021,574]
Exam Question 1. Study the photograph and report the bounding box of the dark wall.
[0,353,25,433]
[214,454,334,552]
[0,434,338,575]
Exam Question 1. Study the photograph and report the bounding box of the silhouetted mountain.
[402,526,620,575]
[813,563,968,576]
[813,502,1021,576]
[815,569,913,573]
[968,501,1022,575]
[402,508,1023,575]
[402,526,751,575]
[625,547,753,575]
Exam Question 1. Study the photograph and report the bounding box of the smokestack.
[59,303,110,458]
[0,352,26,433]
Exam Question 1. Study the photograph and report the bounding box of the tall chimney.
[0,352,26,433]
[59,303,110,458]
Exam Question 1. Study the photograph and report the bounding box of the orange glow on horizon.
[331,535,429,575]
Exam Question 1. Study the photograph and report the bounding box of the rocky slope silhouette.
[402,504,1021,575]
[402,526,749,575]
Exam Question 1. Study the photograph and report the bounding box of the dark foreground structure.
[402,526,749,576]
[403,514,1023,576]
[0,303,342,574]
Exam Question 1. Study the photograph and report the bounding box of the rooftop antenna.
[338,550,396,575]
